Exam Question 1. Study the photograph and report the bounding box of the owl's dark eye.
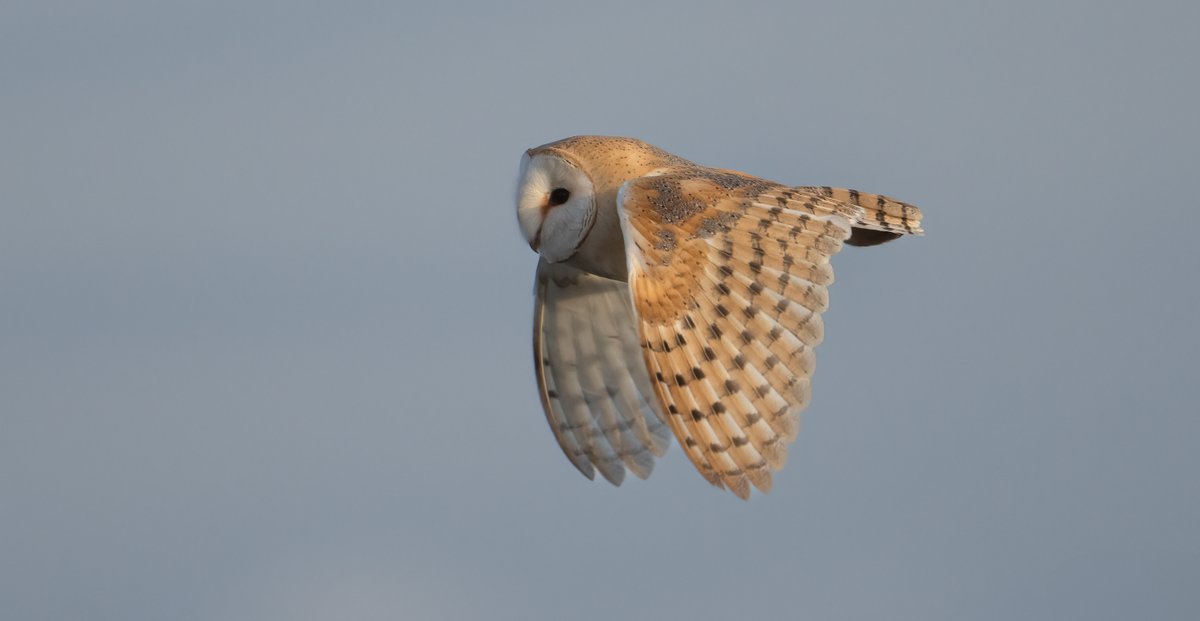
[548,188,571,206]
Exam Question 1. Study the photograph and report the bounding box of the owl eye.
[548,188,571,206]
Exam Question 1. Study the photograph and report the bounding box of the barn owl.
[516,136,923,499]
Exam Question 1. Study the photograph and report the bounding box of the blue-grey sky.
[3,1,1198,619]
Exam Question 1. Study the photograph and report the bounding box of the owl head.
[514,147,597,263]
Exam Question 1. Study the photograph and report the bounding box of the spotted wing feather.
[797,186,924,246]
[533,258,672,485]
[617,170,860,498]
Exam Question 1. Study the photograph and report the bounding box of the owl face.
[515,149,597,263]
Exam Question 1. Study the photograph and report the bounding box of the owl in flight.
[516,136,923,499]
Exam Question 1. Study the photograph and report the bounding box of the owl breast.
[559,186,630,282]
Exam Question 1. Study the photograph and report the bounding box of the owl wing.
[797,185,924,246]
[533,257,673,485]
[617,170,866,499]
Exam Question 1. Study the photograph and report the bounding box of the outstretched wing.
[797,185,924,246]
[532,258,672,485]
[617,170,862,498]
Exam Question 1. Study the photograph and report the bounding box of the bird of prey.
[516,136,923,498]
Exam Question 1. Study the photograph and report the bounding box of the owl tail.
[798,186,925,247]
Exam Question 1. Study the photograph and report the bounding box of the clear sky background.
[3,1,1198,619]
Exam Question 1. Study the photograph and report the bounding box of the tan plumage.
[516,136,923,498]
